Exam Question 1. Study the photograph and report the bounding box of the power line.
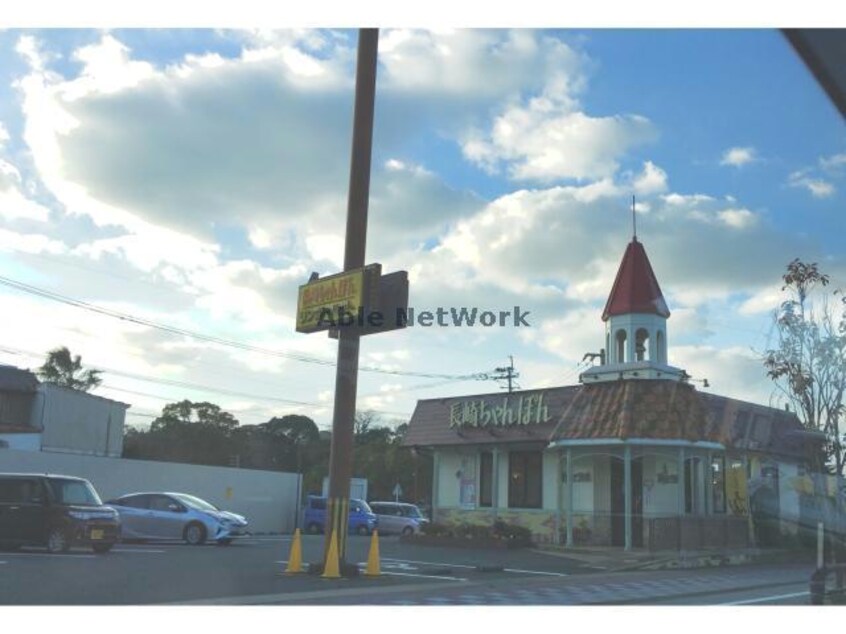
[0,274,489,381]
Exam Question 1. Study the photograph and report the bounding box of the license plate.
[90,529,104,540]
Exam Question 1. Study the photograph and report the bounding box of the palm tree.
[36,346,102,392]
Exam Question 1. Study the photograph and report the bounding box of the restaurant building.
[404,237,822,549]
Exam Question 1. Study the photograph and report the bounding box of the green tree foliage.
[36,346,102,391]
[122,404,432,506]
[764,259,846,474]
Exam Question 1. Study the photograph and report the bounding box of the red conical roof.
[601,238,670,322]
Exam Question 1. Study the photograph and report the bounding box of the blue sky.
[0,27,843,430]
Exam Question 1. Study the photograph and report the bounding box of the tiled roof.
[601,239,670,321]
[0,365,39,392]
[404,380,815,460]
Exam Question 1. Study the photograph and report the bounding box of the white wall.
[642,451,680,516]
[437,450,462,507]
[0,449,300,533]
[30,384,127,457]
[0,433,41,451]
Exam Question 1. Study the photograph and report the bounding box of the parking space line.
[720,591,809,605]
[378,571,467,582]
[381,557,477,570]
[502,568,569,577]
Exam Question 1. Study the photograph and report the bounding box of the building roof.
[601,238,670,321]
[0,365,39,393]
[404,381,816,461]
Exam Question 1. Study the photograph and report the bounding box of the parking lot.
[0,533,594,605]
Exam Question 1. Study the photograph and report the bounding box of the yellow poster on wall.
[726,463,748,516]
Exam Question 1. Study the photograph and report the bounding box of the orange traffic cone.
[321,529,341,579]
[364,529,380,576]
[284,528,303,574]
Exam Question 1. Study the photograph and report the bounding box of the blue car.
[303,495,377,535]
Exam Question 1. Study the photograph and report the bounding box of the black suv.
[0,473,120,553]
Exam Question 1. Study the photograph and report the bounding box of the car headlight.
[66,510,92,520]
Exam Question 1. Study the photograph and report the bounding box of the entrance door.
[610,456,643,548]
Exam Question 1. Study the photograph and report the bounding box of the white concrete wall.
[593,455,611,513]
[30,384,127,457]
[777,461,800,531]
[642,451,680,516]
[0,433,41,451]
[568,453,596,514]
[0,449,300,533]
[437,450,462,507]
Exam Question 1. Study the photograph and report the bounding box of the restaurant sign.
[449,392,551,428]
[296,265,379,334]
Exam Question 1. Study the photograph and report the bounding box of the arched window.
[635,328,650,361]
[615,329,627,363]
[656,330,665,364]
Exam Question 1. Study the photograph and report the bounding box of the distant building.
[404,237,824,549]
[0,365,129,457]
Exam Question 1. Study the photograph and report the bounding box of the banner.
[726,463,748,516]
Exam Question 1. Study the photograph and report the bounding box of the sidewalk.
[533,544,814,572]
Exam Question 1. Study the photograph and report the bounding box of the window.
[656,330,665,363]
[615,329,627,363]
[508,451,542,509]
[149,495,181,512]
[479,451,493,507]
[635,328,650,361]
[0,478,43,504]
[119,495,150,509]
[711,455,726,513]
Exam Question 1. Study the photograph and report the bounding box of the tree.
[764,259,846,475]
[36,346,102,391]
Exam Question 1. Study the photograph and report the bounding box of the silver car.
[106,492,248,545]
[368,501,428,535]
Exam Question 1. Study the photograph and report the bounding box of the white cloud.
[820,153,846,173]
[716,208,757,229]
[720,146,756,167]
[788,170,835,198]
[464,109,657,183]
[632,161,668,195]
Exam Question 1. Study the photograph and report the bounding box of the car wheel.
[401,526,414,536]
[183,522,207,546]
[92,542,114,554]
[357,525,370,536]
[306,522,322,534]
[46,528,70,554]
[216,538,232,546]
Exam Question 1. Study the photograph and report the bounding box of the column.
[555,451,562,545]
[705,451,713,515]
[566,447,574,547]
[492,448,500,522]
[432,452,441,524]
[624,445,632,551]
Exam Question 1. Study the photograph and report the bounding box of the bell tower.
[581,234,686,383]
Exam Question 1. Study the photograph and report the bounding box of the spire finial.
[632,194,637,241]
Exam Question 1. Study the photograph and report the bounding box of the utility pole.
[493,355,520,393]
[321,28,379,575]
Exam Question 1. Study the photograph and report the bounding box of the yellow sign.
[296,269,366,333]
[726,462,748,516]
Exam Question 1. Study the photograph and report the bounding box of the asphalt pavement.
[0,533,822,606]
